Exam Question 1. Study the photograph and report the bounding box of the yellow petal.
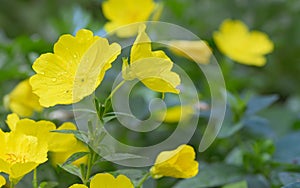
[90,173,134,188]
[48,122,78,152]
[0,175,5,187]
[10,162,38,180]
[5,113,20,131]
[14,119,56,142]
[115,175,135,188]
[68,184,88,188]
[50,140,88,166]
[30,29,121,107]
[125,57,180,93]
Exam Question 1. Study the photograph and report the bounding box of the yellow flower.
[68,173,134,188]
[150,144,199,179]
[3,79,43,117]
[122,25,180,94]
[5,114,79,152]
[0,130,48,182]
[167,40,212,64]
[154,105,194,123]
[102,0,156,37]
[213,19,274,66]
[30,29,121,107]
[0,175,6,187]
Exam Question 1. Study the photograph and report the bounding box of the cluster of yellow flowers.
[0,113,87,186]
[1,0,275,187]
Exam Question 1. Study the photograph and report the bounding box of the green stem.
[136,172,151,188]
[271,161,300,172]
[33,168,38,188]
[84,148,95,185]
[101,80,126,119]
[106,80,126,103]
[10,181,15,188]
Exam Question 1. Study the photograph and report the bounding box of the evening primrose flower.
[150,144,199,179]
[68,173,134,188]
[30,29,121,107]
[213,19,274,66]
[102,0,156,37]
[0,130,48,182]
[168,40,212,64]
[5,114,79,152]
[122,25,180,94]
[3,79,43,117]
[0,175,5,187]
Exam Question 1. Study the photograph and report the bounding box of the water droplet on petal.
[52,78,57,82]
[40,72,45,75]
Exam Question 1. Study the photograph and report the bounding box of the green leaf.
[58,164,82,179]
[39,181,59,188]
[279,172,300,186]
[222,181,248,188]
[283,182,300,188]
[274,131,300,163]
[246,95,278,115]
[62,152,89,166]
[100,153,147,162]
[174,164,246,188]
[218,121,244,138]
[102,115,117,123]
[51,129,88,144]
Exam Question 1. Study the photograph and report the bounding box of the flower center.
[5,153,28,164]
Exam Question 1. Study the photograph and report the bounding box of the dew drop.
[40,72,45,75]
[52,78,57,82]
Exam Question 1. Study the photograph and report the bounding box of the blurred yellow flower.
[50,140,88,167]
[213,19,274,66]
[30,29,121,107]
[168,40,212,64]
[102,0,156,37]
[68,173,134,188]
[0,130,48,182]
[150,144,199,179]
[154,105,194,123]
[0,175,5,187]
[3,79,43,117]
[122,25,180,94]
[48,122,80,152]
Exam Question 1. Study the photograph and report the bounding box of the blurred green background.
[1,0,300,188]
